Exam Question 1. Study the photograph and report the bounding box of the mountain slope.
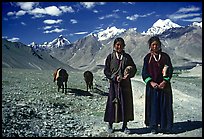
[2,39,76,71]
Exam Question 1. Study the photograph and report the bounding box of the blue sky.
[2,2,202,45]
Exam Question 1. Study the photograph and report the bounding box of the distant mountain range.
[2,19,202,71]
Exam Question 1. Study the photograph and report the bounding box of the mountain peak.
[192,22,202,28]
[48,35,71,48]
[142,19,181,36]
[97,26,126,41]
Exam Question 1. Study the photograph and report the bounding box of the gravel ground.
[2,68,202,137]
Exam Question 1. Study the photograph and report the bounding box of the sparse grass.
[2,80,10,85]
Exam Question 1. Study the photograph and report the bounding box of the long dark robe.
[104,50,137,123]
[142,51,174,130]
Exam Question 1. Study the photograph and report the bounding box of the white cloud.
[182,17,202,22]
[80,2,105,9]
[168,6,201,22]
[168,13,201,21]
[8,37,20,42]
[74,31,88,35]
[7,11,15,16]
[70,19,77,24]
[177,6,200,13]
[45,6,62,16]
[21,22,26,26]
[43,26,52,30]
[16,2,38,11]
[16,10,26,16]
[2,36,8,39]
[93,10,99,13]
[43,28,66,34]
[43,19,62,24]
[126,14,139,21]
[99,13,119,20]
[59,6,75,13]
[126,12,155,21]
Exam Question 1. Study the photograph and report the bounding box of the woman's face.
[150,41,160,53]
[114,41,124,53]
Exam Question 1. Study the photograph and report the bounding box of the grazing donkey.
[53,68,69,93]
[83,71,93,92]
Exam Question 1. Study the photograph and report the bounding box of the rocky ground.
[2,67,202,137]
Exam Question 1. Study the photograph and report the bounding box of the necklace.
[116,52,123,60]
[153,54,161,62]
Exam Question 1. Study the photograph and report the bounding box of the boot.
[122,122,131,134]
[107,123,113,133]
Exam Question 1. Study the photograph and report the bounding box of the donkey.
[53,68,69,93]
[83,71,93,92]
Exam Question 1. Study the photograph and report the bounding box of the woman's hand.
[122,74,129,80]
[116,75,123,82]
[150,81,159,88]
[158,80,167,89]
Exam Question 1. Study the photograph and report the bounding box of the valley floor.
[2,68,202,137]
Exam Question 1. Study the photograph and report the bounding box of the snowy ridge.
[48,35,71,48]
[142,19,181,36]
[97,26,126,41]
[192,22,202,28]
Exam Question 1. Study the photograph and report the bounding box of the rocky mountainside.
[47,24,202,71]
[2,39,76,71]
[2,19,202,71]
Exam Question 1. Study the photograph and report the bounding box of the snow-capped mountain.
[28,35,71,50]
[96,26,126,41]
[48,35,71,48]
[142,19,181,36]
[191,22,202,28]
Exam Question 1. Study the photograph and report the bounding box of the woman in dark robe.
[142,36,174,134]
[104,37,137,134]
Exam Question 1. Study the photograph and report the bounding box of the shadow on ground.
[66,88,93,96]
[127,120,202,135]
[65,87,108,97]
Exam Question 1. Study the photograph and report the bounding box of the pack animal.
[53,68,69,93]
[83,71,93,92]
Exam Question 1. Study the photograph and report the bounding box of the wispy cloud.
[59,6,75,13]
[74,31,88,35]
[99,13,119,20]
[126,14,139,21]
[168,6,202,22]
[70,19,78,24]
[43,28,66,34]
[182,17,202,22]
[177,6,200,13]
[126,12,155,21]
[43,19,62,24]
[80,2,105,9]
[8,37,20,42]
[43,26,52,30]
[21,22,26,26]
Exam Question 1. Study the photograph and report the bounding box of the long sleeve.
[126,54,137,78]
[104,54,113,80]
[142,54,152,84]
[163,53,173,82]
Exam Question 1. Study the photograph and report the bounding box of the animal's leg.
[87,84,88,92]
[62,83,64,93]
[58,85,60,92]
[65,82,67,93]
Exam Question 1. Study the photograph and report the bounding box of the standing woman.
[142,36,174,134]
[104,37,137,134]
